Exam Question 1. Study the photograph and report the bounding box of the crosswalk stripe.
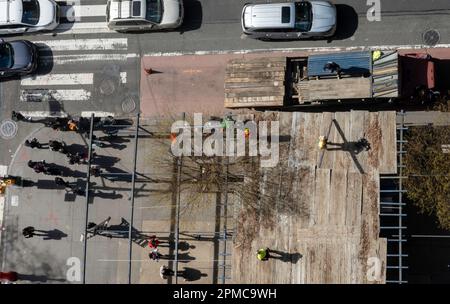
[40,53,138,65]
[35,38,128,51]
[20,89,92,102]
[54,22,114,35]
[21,72,128,86]
[61,5,107,19]
[21,73,94,86]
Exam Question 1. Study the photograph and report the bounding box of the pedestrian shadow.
[178,241,196,251]
[16,273,66,283]
[268,249,303,263]
[93,154,121,167]
[181,267,208,282]
[34,229,68,240]
[92,189,123,200]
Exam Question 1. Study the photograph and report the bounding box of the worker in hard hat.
[372,50,382,61]
[318,135,327,150]
[257,248,270,261]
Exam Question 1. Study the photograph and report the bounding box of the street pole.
[82,113,95,284]
[174,112,185,283]
[128,113,140,284]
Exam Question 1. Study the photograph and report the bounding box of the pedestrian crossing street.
[15,1,140,116]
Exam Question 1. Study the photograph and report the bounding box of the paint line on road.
[17,111,69,118]
[20,89,92,101]
[61,4,107,19]
[143,43,450,57]
[120,72,127,84]
[40,53,138,65]
[35,38,128,51]
[10,195,19,207]
[53,22,114,35]
[81,111,115,117]
[21,73,94,86]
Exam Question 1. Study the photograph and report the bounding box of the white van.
[106,0,183,32]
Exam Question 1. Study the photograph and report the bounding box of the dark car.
[0,39,38,79]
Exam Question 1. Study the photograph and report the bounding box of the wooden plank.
[345,172,363,230]
[331,112,347,171]
[348,110,368,173]
[288,112,306,167]
[318,112,335,169]
[308,78,372,100]
[366,112,381,170]
[329,169,348,226]
[314,168,331,227]
[378,111,397,174]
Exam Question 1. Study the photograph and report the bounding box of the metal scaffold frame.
[380,110,408,284]
[82,113,234,284]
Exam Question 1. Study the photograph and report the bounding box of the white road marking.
[20,89,92,101]
[21,73,94,86]
[143,43,450,57]
[61,5,107,19]
[0,165,8,176]
[10,195,19,207]
[120,72,127,84]
[17,111,69,118]
[81,111,115,117]
[40,53,138,65]
[0,197,4,227]
[35,38,128,51]
[53,22,115,35]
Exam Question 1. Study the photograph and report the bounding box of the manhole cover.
[121,96,136,113]
[0,120,18,139]
[423,29,440,46]
[99,78,117,96]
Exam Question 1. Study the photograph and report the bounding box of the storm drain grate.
[423,29,440,46]
[122,95,136,113]
[0,120,18,139]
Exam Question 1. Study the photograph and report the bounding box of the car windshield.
[22,0,40,25]
[145,0,163,24]
[0,43,14,69]
[294,1,312,32]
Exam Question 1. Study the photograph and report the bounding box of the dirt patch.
[366,115,382,169]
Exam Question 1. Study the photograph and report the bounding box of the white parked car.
[106,0,184,32]
[0,0,60,35]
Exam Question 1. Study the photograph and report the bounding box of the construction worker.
[244,128,250,138]
[257,248,269,261]
[318,135,327,150]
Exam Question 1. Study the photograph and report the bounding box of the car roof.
[109,0,145,20]
[244,2,295,29]
[0,0,23,25]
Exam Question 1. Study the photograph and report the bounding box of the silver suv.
[0,0,60,35]
[106,0,184,32]
[241,1,337,40]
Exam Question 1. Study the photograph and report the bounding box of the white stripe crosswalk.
[61,5,108,19]
[34,38,128,51]
[16,3,138,107]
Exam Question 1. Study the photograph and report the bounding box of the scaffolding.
[81,113,233,284]
[379,110,408,284]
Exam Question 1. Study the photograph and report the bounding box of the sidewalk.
[140,48,450,118]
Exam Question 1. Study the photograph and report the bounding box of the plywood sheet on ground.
[232,111,396,284]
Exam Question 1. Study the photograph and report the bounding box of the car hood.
[9,41,34,69]
[310,1,336,32]
[36,0,57,26]
[160,0,181,25]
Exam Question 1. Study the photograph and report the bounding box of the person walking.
[25,138,47,149]
[148,235,160,250]
[323,61,342,77]
[67,119,78,131]
[22,226,35,238]
[49,140,67,153]
[159,265,174,279]
[28,160,46,173]
[149,248,161,262]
